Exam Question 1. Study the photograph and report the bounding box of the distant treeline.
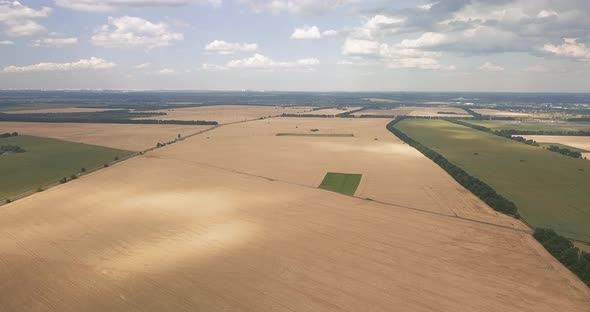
[502,129,590,136]
[0,111,218,126]
[534,228,590,287]
[387,117,519,217]
[1,132,18,138]
[464,107,518,120]
[447,119,543,146]
[448,119,587,159]
[547,145,583,159]
[568,117,590,122]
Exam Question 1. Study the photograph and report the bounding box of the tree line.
[534,228,590,287]
[387,117,519,217]
[547,145,583,158]
[0,132,18,138]
[464,108,518,120]
[448,119,587,158]
[389,117,590,287]
[0,111,218,126]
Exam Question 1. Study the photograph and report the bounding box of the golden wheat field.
[0,115,588,311]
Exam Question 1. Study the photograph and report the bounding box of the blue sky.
[1,0,590,92]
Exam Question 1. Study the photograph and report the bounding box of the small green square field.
[319,172,362,196]
[0,135,133,200]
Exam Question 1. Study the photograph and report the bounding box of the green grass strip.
[319,172,362,196]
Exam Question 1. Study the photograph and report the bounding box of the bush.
[59,177,67,184]
[81,167,86,172]
[70,174,78,180]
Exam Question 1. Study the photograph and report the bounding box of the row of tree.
[497,128,590,137]
[0,111,218,126]
[547,145,583,158]
[0,132,18,138]
[388,117,590,287]
[448,119,588,158]
[464,107,518,120]
[387,117,519,217]
[533,228,590,287]
[507,135,539,146]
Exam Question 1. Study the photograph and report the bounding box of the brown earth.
[0,122,210,151]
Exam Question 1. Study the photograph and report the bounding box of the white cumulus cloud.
[135,62,151,69]
[3,57,115,73]
[0,1,51,36]
[479,61,505,72]
[544,38,590,61]
[0,39,14,45]
[31,37,78,47]
[290,26,337,40]
[91,16,183,49]
[225,53,319,70]
[54,0,221,12]
[205,40,257,54]
[241,0,351,15]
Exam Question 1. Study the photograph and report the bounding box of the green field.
[0,135,132,200]
[395,119,590,241]
[319,172,362,196]
[464,120,590,132]
[538,143,589,153]
[276,133,354,137]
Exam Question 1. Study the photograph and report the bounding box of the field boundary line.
[0,114,282,207]
[150,153,531,235]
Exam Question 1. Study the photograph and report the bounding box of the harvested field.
[408,107,471,118]
[353,107,471,118]
[300,107,362,116]
[0,122,210,151]
[395,119,590,241]
[276,133,354,137]
[524,135,590,152]
[138,105,313,124]
[153,117,525,229]
[472,109,531,117]
[4,107,115,114]
[0,152,588,311]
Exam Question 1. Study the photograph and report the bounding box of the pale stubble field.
[0,116,588,311]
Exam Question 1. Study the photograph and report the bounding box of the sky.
[0,0,590,92]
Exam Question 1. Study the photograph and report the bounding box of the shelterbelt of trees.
[0,111,218,126]
[534,229,590,287]
[448,119,585,159]
[389,117,590,288]
[0,132,19,138]
[387,117,519,217]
